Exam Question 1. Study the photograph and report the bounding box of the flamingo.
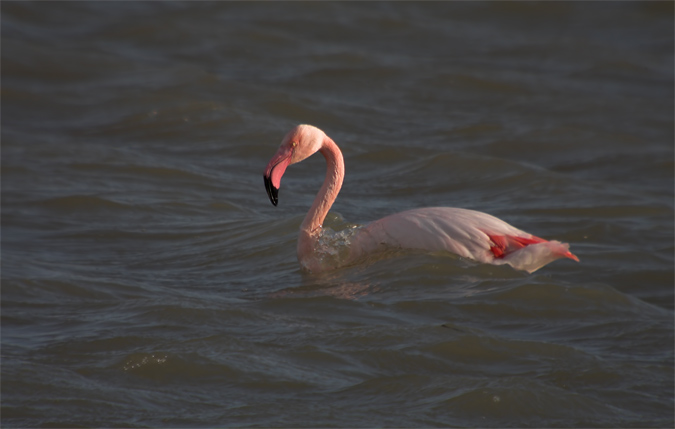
[263,124,579,273]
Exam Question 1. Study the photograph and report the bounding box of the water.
[2,2,673,427]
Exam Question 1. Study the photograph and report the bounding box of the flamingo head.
[263,124,325,206]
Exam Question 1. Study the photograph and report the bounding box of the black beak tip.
[264,175,279,206]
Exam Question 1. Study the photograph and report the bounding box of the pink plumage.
[264,124,579,273]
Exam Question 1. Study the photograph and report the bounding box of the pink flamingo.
[264,124,579,273]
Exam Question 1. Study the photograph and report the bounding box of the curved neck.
[300,135,344,234]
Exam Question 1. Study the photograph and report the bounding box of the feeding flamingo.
[263,124,579,273]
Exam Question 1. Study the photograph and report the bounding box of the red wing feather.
[485,233,546,259]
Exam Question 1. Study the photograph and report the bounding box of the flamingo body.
[263,125,578,273]
[354,207,577,273]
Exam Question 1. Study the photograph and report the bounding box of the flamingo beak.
[263,146,293,206]
[264,174,279,206]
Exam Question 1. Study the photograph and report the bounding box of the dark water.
[2,2,673,427]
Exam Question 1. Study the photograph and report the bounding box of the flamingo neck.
[300,135,344,235]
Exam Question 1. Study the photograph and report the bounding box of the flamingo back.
[352,207,576,273]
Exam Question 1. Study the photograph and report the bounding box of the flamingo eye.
[291,141,298,148]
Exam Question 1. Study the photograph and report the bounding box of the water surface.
[2,2,673,427]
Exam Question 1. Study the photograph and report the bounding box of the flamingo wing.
[353,207,578,273]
